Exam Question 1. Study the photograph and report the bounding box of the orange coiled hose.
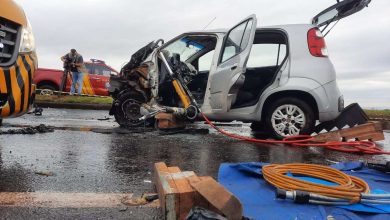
[262,163,370,203]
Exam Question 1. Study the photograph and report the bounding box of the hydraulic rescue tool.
[138,52,199,122]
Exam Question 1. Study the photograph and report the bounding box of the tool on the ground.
[367,161,390,173]
[144,194,159,202]
[140,52,199,120]
[157,52,199,119]
[31,103,43,116]
[263,163,390,205]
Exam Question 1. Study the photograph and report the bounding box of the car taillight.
[307,28,328,57]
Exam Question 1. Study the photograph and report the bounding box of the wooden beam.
[313,122,384,142]
[154,162,243,220]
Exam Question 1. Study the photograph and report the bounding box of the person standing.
[61,49,84,95]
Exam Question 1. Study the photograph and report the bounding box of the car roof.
[185,24,314,35]
[184,28,227,34]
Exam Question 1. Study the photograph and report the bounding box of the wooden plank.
[155,113,174,121]
[313,122,384,142]
[168,167,181,173]
[155,163,244,220]
[171,171,197,220]
[312,132,342,142]
[382,121,390,130]
[189,176,243,220]
[339,123,377,140]
[197,177,222,216]
[374,121,384,131]
[154,162,178,220]
[355,132,385,142]
[155,113,186,129]
[186,175,209,210]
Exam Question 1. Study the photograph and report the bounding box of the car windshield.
[162,37,205,61]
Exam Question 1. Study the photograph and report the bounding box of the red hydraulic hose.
[201,112,390,155]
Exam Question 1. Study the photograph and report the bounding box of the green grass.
[36,95,113,105]
[364,109,390,119]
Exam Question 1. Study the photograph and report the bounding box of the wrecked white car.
[109,0,371,138]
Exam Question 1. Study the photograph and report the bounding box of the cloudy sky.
[16,0,390,108]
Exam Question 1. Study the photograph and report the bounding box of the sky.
[16,0,390,108]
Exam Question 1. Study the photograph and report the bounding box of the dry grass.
[36,94,112,105]
[365,109,390,120]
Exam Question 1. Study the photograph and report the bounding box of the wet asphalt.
[0,108,389,219]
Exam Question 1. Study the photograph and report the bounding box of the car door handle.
[231,64,238,70]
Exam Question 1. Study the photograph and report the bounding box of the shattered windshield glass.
[162,37,204,61]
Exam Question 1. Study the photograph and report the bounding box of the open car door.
[312,0,371,33]
[209,15,257,113]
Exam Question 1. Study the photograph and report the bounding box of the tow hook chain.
[0,124,54,135]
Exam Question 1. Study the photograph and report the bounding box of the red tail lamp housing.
[307,28,328,57]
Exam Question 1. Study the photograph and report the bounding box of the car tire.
[265,97,315,139]
[113,90,153,127]
[250,121,267,132]
[39,84,57,91]
[38,84,57,95]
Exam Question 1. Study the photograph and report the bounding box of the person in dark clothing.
[61,49,84,95]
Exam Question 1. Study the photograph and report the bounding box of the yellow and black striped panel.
[66,74,95,95]
[0,53,37,118]
[81,74,95,95]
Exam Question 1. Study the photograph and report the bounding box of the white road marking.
[0,192,159,208]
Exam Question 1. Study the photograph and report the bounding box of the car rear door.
[209,15,257,113]
[312,0,371,30]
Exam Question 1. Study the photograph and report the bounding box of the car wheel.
[38,84,57,95]
[250,121,267,131]
[113,91,153,127]
[265,97,315,139]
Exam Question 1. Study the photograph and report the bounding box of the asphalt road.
[1,108,389,219]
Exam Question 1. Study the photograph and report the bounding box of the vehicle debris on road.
[34,171,54,177]
[0,124,54,135]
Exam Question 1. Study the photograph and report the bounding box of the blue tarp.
[218,162,390,220]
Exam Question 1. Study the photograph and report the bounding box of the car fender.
[34,78,61,89]
[255,77,327,120]
[33,69,63,88]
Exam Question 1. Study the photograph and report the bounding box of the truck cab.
[0,0,37,125]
